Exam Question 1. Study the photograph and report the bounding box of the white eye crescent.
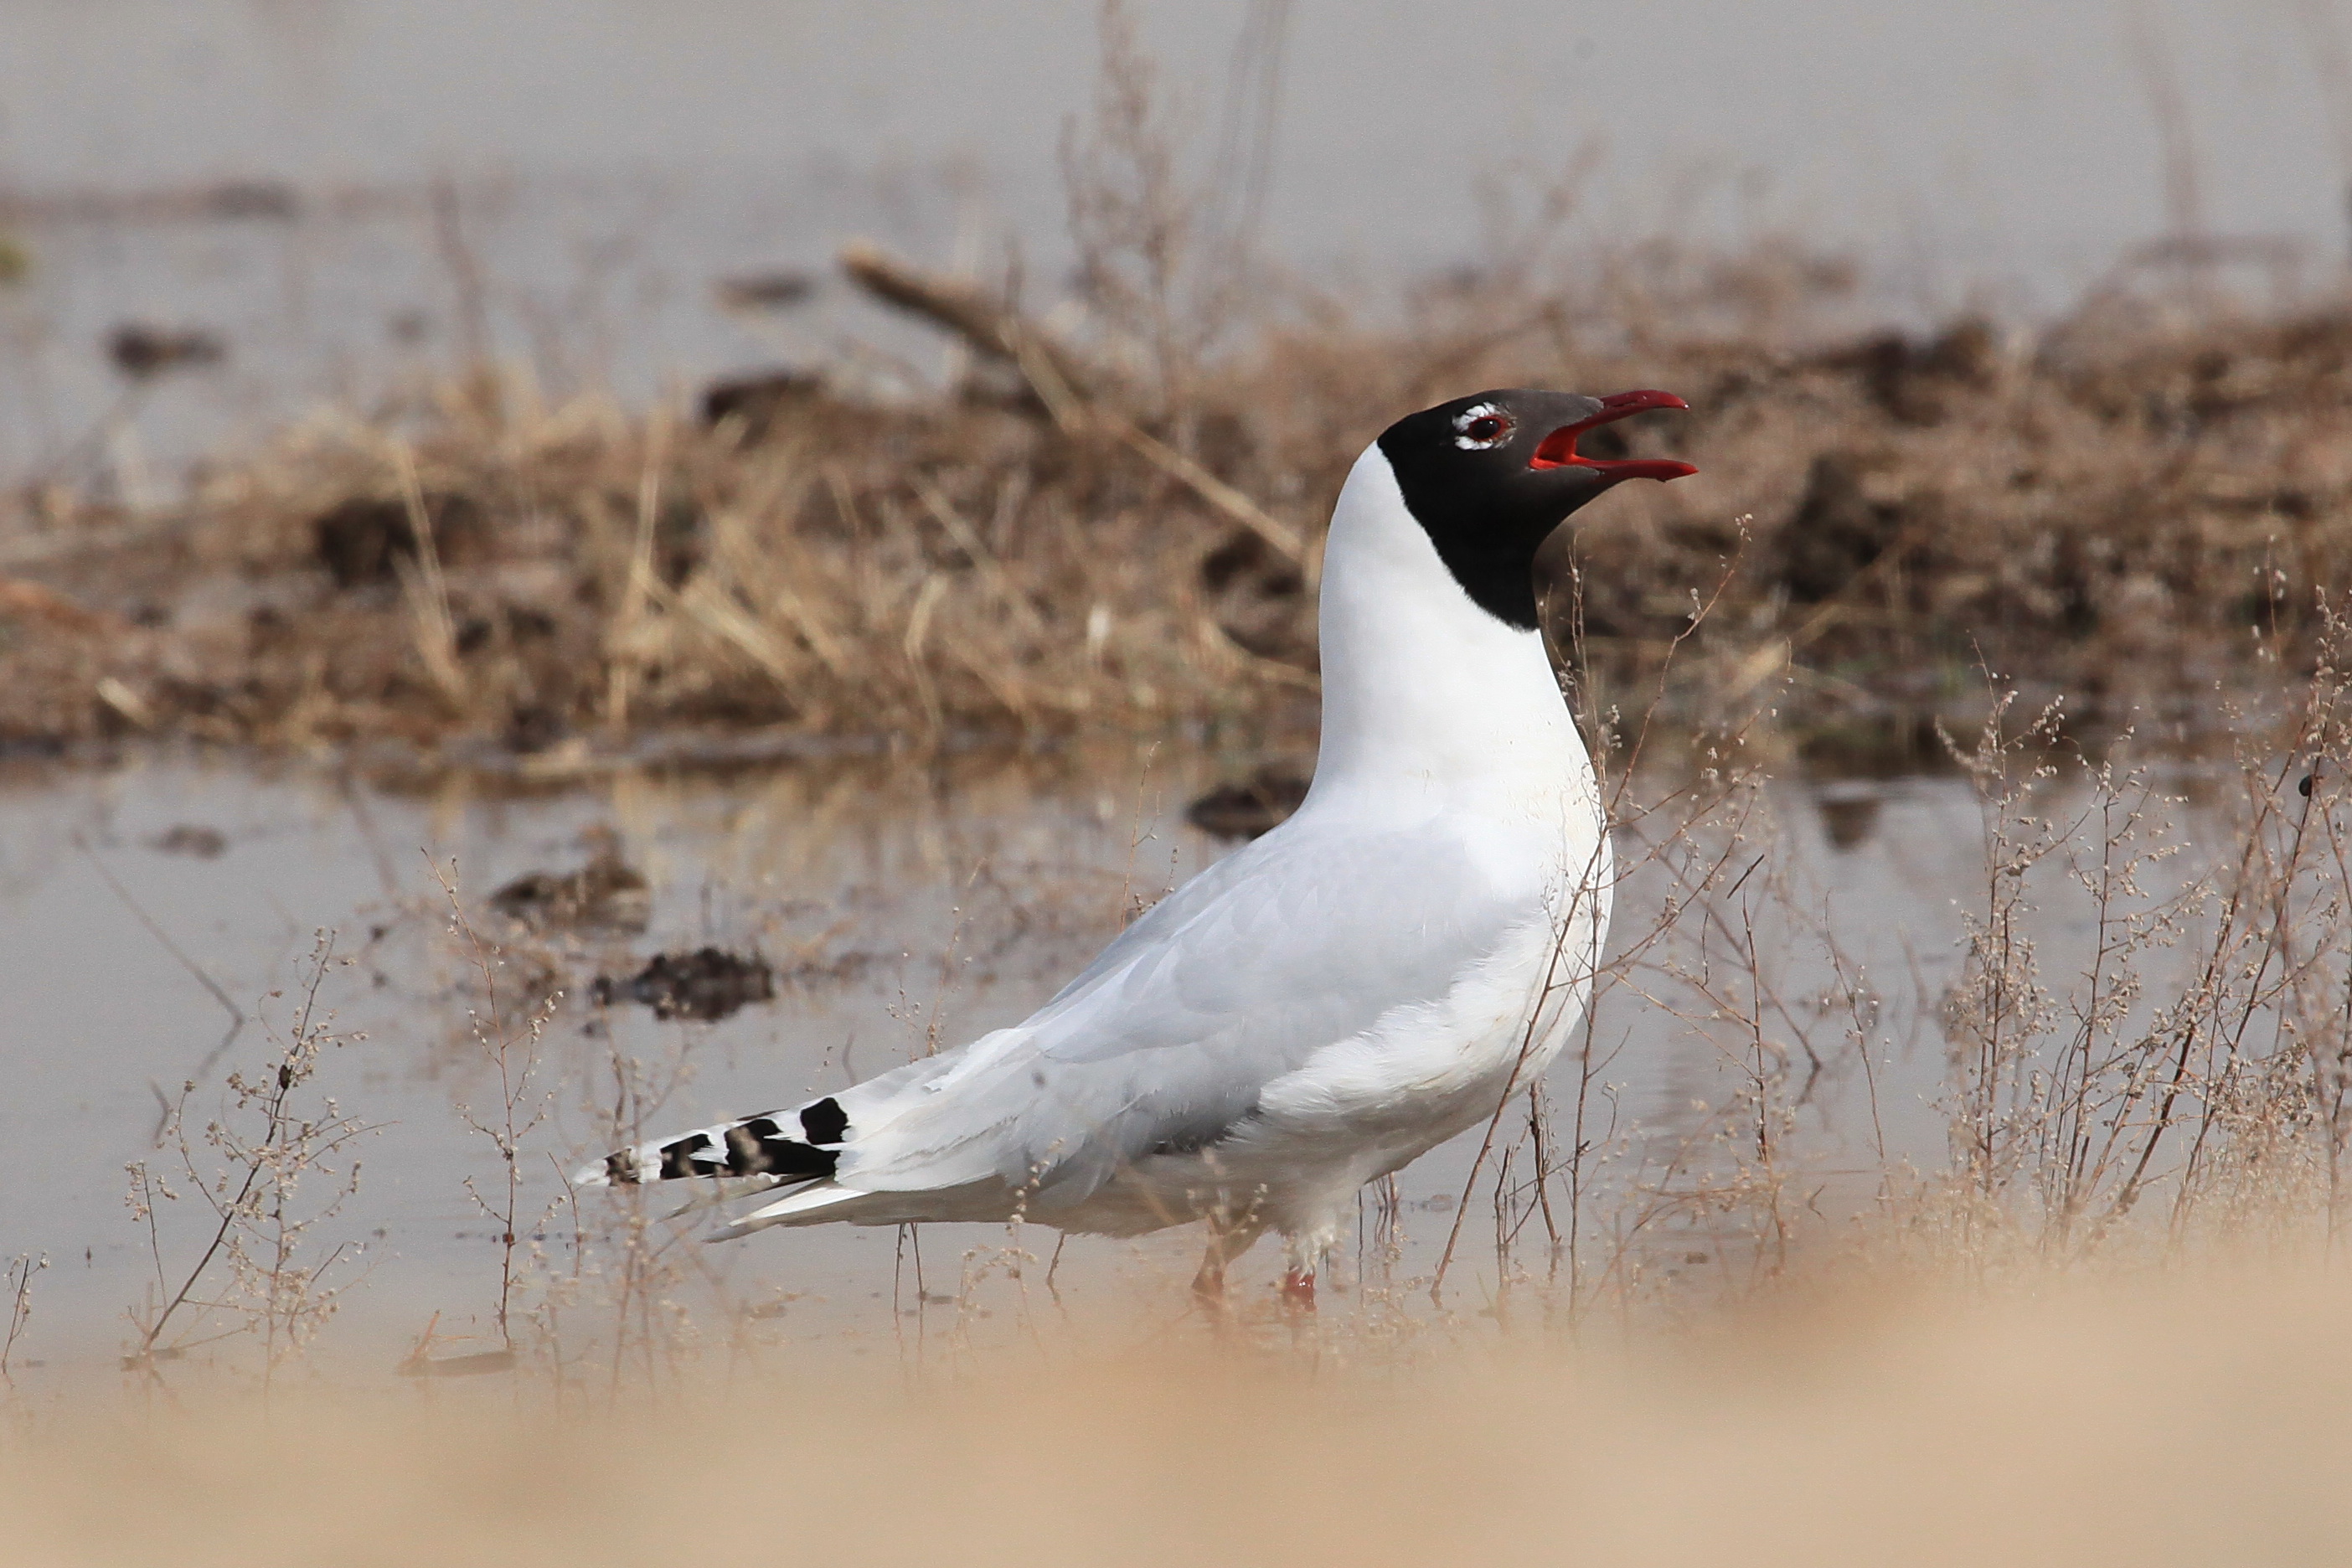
[1452,403,1514,449]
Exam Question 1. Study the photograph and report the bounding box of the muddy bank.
[3,245,2344,765]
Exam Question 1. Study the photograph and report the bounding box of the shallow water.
[3,745,1220,1370]
[1,0,2339,485]
[7,733,2221,1383]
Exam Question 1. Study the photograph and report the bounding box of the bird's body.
[581,388,1691,1303]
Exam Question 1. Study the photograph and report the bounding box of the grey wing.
[833,818,1539,1204]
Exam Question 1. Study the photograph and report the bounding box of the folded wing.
[829,816,1544,1208]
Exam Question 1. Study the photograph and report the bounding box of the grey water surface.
[2,735,2155,1380]
[2,0,2344,484]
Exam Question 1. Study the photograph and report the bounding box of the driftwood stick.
[837,240,1305,565]
[838,240,1096,403]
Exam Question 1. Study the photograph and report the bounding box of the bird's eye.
[1452,405,1514,450]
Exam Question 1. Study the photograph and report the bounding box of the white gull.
[577,387,1695,1309]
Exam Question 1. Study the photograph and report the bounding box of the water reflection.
[1813,781,1884,851]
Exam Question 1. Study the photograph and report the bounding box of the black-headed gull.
[579,389,1695,1309]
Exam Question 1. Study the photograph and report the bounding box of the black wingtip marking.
[799,1096,848,1146]
[633,1099,849,1184]
[723,1117,838,1179]
[658,1133,717,1180]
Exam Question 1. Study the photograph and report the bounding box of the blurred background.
[4,0,2347,482]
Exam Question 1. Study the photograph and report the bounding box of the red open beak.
[1529,389,1697,483]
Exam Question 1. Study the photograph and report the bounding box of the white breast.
[1303,445,1598,832]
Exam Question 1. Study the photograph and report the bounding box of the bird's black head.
[1376,388,1695,631]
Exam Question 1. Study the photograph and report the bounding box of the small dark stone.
[713,270,817,311]
[503,703,569,755]
[487,827,650,932]
[1186,766,1311,840]
[106,322,225,379]
[1813,787,1882,851]
[195,180,301,221]
[311,493,487,588]
[591,946,775,1023]
[150,824,228,858]
[701,369,824,441]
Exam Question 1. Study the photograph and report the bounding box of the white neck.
[1302,446,1594,820]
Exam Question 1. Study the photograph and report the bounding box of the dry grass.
[6,83,2351,766]
[121,934,374,1383]
[7,274,2349,764]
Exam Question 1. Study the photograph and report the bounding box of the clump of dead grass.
[3,11,2348,764]
[14,263,2349,764]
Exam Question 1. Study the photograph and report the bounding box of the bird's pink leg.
[1191,1246,1230,1312]
[1278,1267,1317,1313]
[1194,1223,1253,1315]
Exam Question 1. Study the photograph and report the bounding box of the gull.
[577,388,1695,1309]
